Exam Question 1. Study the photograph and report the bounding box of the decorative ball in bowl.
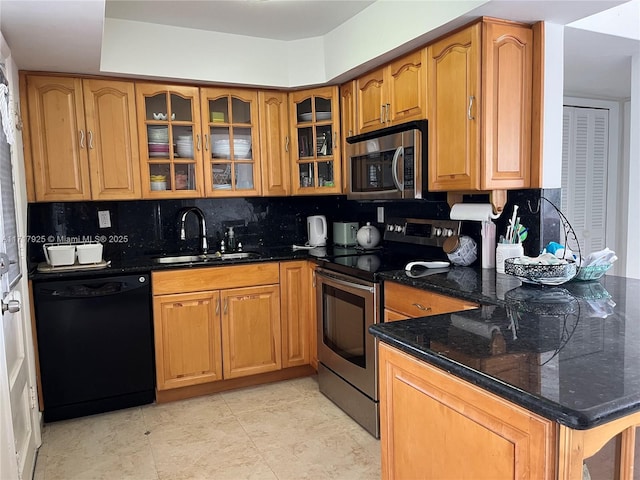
[504,257,578,286]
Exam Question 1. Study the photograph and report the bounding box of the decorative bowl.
[573,263,612,281]
[504,258,578,285]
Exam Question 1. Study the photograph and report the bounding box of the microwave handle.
[392,146,404,191]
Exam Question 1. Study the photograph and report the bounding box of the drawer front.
[384,281,478,318]
[152,263,280,295]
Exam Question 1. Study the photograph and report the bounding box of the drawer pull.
[413,303,431,312]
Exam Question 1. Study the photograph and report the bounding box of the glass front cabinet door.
[200,88,261,197]
[135,83,204,198]
[289,87,342,195]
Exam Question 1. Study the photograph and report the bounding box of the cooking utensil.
[405,261,450,270]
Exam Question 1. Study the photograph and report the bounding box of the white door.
[561,106,609,258]
[0,58,40,479]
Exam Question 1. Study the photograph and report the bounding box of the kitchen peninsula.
[371,271,640,479]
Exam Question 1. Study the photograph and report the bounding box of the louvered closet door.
[561,106,609,256]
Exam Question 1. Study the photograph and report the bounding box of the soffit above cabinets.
[1,0,635,93]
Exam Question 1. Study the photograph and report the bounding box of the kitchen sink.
[152,252,261,264]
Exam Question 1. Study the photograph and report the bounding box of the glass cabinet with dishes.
[200,88,261,197]
[135,83,204,198]
[289,86,342,195]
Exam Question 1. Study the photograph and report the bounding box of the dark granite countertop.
[28,245,322,282]
[371,270,640,430]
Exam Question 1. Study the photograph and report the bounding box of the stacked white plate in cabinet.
[176,135,193,157]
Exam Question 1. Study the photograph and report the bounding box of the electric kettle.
[307,215,327,247]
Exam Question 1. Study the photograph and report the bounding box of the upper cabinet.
[200,87,261,197]
[356,49,427,134]
[427,19,535,193]
[339,81,356,194]
[135,83,204,198]
[258,90,290,196]
[23,75,141,201]
[289,86,342,195]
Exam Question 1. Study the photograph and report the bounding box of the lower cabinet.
[152,261,314,395]
[153,291,223,390]
[221,285,281,379]
[383,281,478,322]
[379,343,556,480]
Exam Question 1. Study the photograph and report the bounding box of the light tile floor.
[33,375,381,480]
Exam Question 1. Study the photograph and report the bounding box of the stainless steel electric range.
[315,217,461,437]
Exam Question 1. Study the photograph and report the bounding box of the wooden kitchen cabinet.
[383,281,478,322]
[153,291,223,390]
[135,82,204,198]
[258,90,290,196]
[279,261,312,368]
[152,263,284,393]
[356,48,426,134]
[23,75,141,201]
[200,87,261,197]
[339,81,356,194]
[379,343,555,480]
[289,86,342,194]
[221,285,281,379]
[427,18,534,193]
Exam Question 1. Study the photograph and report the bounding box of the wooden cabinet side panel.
[379,344,556,480]
[83,79,141,199]
[258,90,290,196]
[221,285,282,379]
[482,22,533,190]
[428,25,481,192]
[19,73,36,202]
[26,75,91,201]
[152,263,280,295]
[280,261,311,368]
[153,291,222,390]
[340,81,356,193]
[356,68,386,133]
[387,49,427,125]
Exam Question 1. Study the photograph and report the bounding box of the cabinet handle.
[385,104,390,123]
[88,130,94,149]
[79,130,85,149]
[196,134,201,151]
[380,105,385,124]
[215,297,220,315]
[223,298,228,314]
[204,134,209,152]
[333,131,337,149]
[312,270,316,288]
[285,136,289,153]
[412,303,431,312]
[467,96,475,120]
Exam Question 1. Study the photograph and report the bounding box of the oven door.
[316,268,379,400]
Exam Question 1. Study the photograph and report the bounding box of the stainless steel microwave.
[346,120,427,200]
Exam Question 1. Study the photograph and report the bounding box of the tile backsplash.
[27,190,558,265]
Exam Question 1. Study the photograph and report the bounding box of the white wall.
[625,53,640,278]
[542,23,565,189]
[101,1,488,88]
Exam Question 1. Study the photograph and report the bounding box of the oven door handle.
[391,145,404,191]
[318,272,375,293]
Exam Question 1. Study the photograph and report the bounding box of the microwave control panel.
[384,217,461,247]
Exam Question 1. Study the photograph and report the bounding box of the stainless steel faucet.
[179,206,208,254]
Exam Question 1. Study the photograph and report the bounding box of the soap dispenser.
[227,227,236,251]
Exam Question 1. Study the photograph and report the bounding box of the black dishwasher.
[33,274,155,422]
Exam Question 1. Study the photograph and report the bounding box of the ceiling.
[1,0,638,98]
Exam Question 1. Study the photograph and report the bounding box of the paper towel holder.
[447,191,507,215]
[450,203,501,222]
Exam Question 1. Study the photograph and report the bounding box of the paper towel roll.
[450,203,501,221]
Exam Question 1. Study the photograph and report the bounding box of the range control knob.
[387,224,395,232]
[443,228,454,237]
[434,227,442,237]
[394,225,404,233]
